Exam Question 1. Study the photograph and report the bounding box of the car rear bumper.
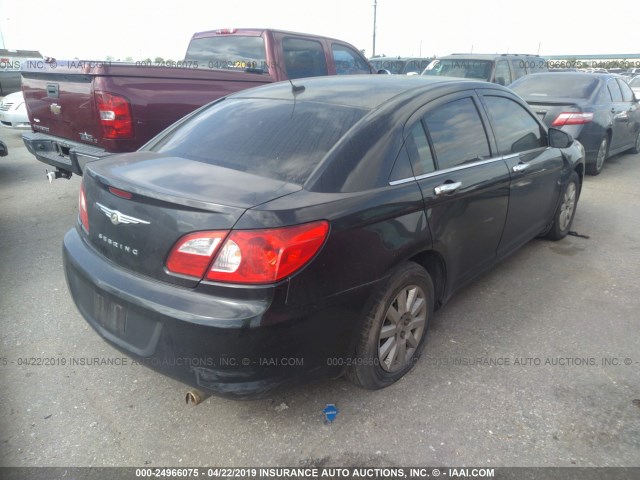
[22,131,110,175]
[63,228,363,398]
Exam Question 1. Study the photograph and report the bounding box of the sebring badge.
[96,203,150,226]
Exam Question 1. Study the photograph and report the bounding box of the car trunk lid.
[82,152,301,286]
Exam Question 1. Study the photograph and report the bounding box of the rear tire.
[346,262,434,390]
[629,130,640,154]
[586,136,608,176]
[545,171,580,241]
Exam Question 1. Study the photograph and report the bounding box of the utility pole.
[372,0,378,57]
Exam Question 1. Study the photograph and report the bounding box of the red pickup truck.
[21,28,375,179]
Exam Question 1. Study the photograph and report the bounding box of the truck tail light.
[215,28,237,34]
[79,184,89,232]
[95,91,133,139]
[165,221,329,284]
[551,112,594,127]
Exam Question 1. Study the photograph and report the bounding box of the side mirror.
[0,141,8,157]
[548,128,574,148]
[377,69,391,75]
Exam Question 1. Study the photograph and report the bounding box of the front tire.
[628,130,640,154]
[346,262,434,390]
[586,136,608,176]
[545,171,580,241]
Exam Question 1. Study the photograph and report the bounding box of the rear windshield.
[148,98,368,185]
[185,36,267,72]
[512,75,599,99]
[629,77,640,88]
[422,59,492,80]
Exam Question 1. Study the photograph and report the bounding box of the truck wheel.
[545,171,580,241]
[347,262,433,390]
[586,136,608,175]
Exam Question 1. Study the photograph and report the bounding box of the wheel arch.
[406,249,447,310]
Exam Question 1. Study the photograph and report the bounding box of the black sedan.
[511,72,640,175]
[64,76,585,398]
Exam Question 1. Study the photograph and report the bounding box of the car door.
[616,78,640,147]
[404,92,511,291]
[478,91,564,257]
[607,78,631,150]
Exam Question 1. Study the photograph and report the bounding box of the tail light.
[166,221,329,284]
[79,184,89,232]
[551,112,594,127]
[95,92,133,139]
[215,28,237,34]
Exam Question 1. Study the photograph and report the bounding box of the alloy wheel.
[378,285,427,372]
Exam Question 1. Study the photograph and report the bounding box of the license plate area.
[94,293,127,337]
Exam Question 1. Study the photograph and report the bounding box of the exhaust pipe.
[185,389,210,405]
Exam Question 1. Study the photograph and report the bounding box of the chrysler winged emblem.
[96,203,150,226]
[50,103,62,115]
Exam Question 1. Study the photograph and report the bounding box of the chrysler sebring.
[63,76,585,398]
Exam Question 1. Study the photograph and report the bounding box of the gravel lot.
[1,126,639,468]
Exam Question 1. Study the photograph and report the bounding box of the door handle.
[512,163,530,173]
[434,181,462,196]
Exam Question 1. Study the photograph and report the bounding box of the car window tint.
[510,59,527,80]
[422,59,492,80]
[332,44,371,74]
[149,98,367,185]
[607,79,623,102]
[406,122,435,176]
[184,36,267,71]
[494,61,512,86]
[423,97,490,170]
[483,96,544,155]
[283,37,328,79]
[389,145,415,182]
[511,75,599,100]
[617,78,635,102]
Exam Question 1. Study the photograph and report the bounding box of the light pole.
[372,0,377,57]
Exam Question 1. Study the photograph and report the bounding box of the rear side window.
[607,80,623,102]
[483,96,544,155]
[332,44,371,74]
[185,36,267,71]
[617,79,635,102]
[510,59,527,80]
[406,122,435,176]
[494,61,512,86]
[423,97,490,170]
[149,98,367,185]
[283,38,328,79]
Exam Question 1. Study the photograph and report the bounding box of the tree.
[154,57,164,64]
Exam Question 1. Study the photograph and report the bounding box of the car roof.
[438,53,543,61]
[518,72,618,81]
[230,75,497,110]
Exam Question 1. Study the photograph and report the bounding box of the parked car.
[421,53,547,85]
[370,57,433,75]
[511,72,640,175]
[64,75,585,398]
[0,91,30,129]
[21,28,375,180]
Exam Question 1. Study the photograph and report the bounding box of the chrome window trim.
[389,156,507,185]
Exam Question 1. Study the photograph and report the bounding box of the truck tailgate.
[22,69,102,146]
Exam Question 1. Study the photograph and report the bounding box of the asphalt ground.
[0,126,639,468]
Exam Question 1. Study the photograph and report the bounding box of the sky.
[0,0,637,61]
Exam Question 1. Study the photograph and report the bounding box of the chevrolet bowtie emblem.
[96,203,150,226]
